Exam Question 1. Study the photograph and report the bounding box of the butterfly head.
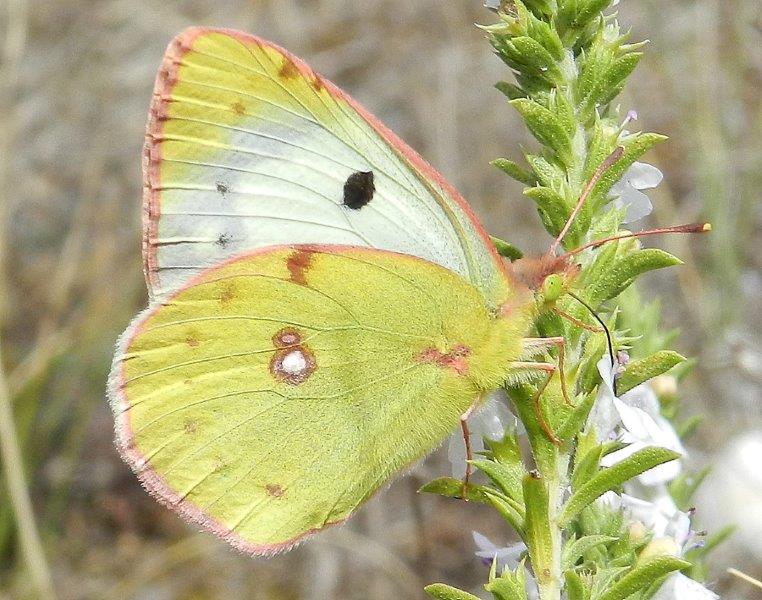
[510,253,580,308]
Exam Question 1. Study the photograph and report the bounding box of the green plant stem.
[541,460,565,600]
[0,340,55,599]
[537,43,584,600]
[513,388,568,600]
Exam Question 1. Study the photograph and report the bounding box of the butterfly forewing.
[144,28,512,307]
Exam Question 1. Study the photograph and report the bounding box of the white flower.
[473,533,539,600]
[598,490,702,558]
[620,493,691,548]
[473,531,526,571]
[448,390,519,478]
[597,490,692,544]
[588,357,621,440]
[589,358,685,485]
[603,390,686,485]
[611,161,663,223]
[651,573,719,600]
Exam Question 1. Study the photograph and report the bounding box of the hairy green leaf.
[574,0,614,26]
[424,584,482,600]
[564,569,590,600]
[472,459,526,504]
[571,443,603,491]
[485,432,525,467]
[510,36,562,78]
[511,98,573,162]
[495,81,527,100]
[492,158,538,186]
[524,186,570,237]
[562,535,617,569]
[598,556,691,600]
[490,236,525,261]
[617,350,686,395]
[485,489,526,536]
[561,447,681,525]
[419,477,491,504]
[557,391,596,441]
[587,249,683,306]
[485,566,529,600]
[523,474,554,584]
[597,52,643,105]
[525,153,565,188]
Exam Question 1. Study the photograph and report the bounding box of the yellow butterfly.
[109,27,576,555]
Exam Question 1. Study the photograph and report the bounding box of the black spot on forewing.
[216,233,232,248]
[216,181,229,195]
[343,171,375,209]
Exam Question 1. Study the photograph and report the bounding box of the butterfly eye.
[541,274,564,302]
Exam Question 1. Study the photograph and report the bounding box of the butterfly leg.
[552,306,604,333]
[509,361,562,445]
[520,337,573,407]
[459,398,481,500]
[460,416,472,499]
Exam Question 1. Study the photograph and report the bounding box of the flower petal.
[587,358,620,440]
[472,531,527,571]
[472,530,500,554]
[619,491,692,546]
[620,383,661,417]
[616,185,654,223]
[448,392,519,477]
[611,162,662,222]
[627,162,664,190]
[471,391,516,440]
[651,573,719,600]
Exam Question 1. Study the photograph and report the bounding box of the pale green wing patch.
[144,27,514,308]
[110,245,525,553]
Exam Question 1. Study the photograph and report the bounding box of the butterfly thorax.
[511,253,580,293]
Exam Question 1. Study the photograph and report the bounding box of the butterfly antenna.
[548,146,625,255]
[567,291,616,380]
[560,223,712,260]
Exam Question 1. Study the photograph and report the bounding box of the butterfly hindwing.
[110,245,527,553]
[144,27,511,306]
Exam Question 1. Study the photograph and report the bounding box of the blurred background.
[0,0,759,598]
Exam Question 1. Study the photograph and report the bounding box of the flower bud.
[627,520,647,543]
[637,537,680,565]
[651,375,678,400]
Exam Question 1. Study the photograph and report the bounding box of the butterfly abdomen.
[461,309,533,394]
